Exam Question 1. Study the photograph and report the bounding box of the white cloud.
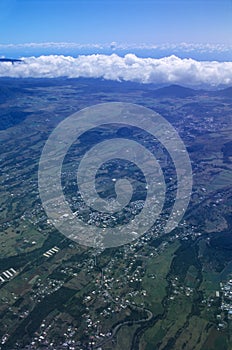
[0,54,232,87]
[1,42,232,53]
[0,42,104,50]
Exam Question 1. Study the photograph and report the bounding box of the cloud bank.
[1,42,232,53]
[0,54,232,87]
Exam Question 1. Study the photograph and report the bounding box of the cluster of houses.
[220,277,232,320]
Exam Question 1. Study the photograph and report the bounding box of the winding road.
[93,304,153,349]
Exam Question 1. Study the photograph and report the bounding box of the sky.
[0,0,232,87]
[0,0,232,46]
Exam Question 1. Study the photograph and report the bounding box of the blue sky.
[0,0,232,45]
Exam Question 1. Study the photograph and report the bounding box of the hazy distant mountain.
[0,58,22,64]
[1,79,232,131]
[216,86,232,98]
[0,85,31,130]
[148,84,201,98]
[0,86,29,104]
